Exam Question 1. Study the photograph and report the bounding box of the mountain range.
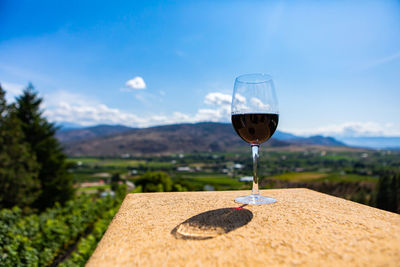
[337,136,400,150]
[56,123,346,156]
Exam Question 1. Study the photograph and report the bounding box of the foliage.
[135,171,172,192]
[172,183,187,192]
[16,84,74,209]
[377,171,400,213]
[110,173,120,192]
[115,184,127,199]
[0,195,119,266]
[59,205,120,267]
[0,85,40,208]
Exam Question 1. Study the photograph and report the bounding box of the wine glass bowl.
[231,73,279,205]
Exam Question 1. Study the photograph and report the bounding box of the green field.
[68,158,146,167]
[184,175,243,186]
[68,157,175,182]
[173,174,247,191]
[68,158,173,168]
[272,172,377,183]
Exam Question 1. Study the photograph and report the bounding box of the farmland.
[67,147,400,206]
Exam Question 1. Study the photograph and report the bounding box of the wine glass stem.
[251,145,260,195]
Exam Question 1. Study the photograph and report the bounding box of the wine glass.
[231,73,279,205]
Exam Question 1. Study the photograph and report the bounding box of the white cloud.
[1,82,25,103]
[125,76,146,90]
[29,89,400,137]
[204,92,231,106]
[231,93,249,114]
[194,92,232,122]
[44,90,159,127]
[43,90,234,128]
[41,90,400,137]
[285,122,400,137]
[194,108,227,122]
[250,97,271,111]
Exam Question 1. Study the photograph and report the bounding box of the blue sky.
[1,0,400,137]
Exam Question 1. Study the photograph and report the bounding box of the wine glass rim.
[235,73,272,84]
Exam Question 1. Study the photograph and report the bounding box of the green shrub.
[135,171,172,192]
[0,194,120,266]
[59,205,120,267]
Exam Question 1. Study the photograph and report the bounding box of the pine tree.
[377,171,400,213]
[392,172,400,213]
[16,84,74,209]
[377,173,391,211]
[389,173,398,212]
[0,85,40,208]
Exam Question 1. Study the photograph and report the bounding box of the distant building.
[195,166,202,171]
[93,173,111,178]
[239,176,253,182]
[177,166,191,172]
[126,181,135,189]
[80,180,105,187]
[234,163,244,169]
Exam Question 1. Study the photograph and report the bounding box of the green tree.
[377,173,391,211]
[135,171,172,192]
[0,85,40,208]
[391,172,400,213]
[111,173,121,192]
[16,84,74,209]
[377,171,400,213]
[172,183,187,192]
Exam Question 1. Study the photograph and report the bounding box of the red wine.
[231,113,279,145]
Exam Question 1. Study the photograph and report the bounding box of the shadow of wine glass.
[171,206,253,240]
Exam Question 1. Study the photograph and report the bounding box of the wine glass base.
[235,194,276,205]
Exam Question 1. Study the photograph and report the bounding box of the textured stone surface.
[87,189,400,266]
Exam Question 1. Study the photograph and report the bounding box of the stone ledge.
[87,189,400,266]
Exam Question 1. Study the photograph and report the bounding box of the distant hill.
[273,131,298,140]
[57,122,346,156]
[287,135,345,147]
[56,121,86,130]
[57,124,133,143]
[337,137,400,149]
